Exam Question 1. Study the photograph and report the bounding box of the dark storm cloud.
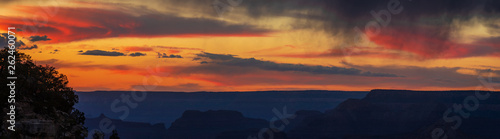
[241,0,500,44]
[166,0,499,25]
[303,0,500,59]
[232,0,500,22]
[193,52,398,77]
[164,0,500,59]
[80,50,125,56]
[29,35,51,42]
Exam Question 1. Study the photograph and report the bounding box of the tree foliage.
[0,46,87,138]
[109,129,120,139]
[92,130,104,139]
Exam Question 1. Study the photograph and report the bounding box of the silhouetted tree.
[1,35,87,138]
[92,130,104,139]
[109,129,120,139]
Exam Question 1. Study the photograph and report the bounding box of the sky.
[1,0,500,91]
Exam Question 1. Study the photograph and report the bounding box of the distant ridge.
[77,90,373,93]
[85,114,167,138]
[79,90,500,139]
[78,89,494,93]
[289,89,500,139]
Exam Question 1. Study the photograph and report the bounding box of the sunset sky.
[1,0,499,91]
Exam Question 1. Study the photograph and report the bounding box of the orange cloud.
[123,46,154,52]
[167,50,181,54]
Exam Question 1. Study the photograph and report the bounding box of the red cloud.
[367,27,454,58]
[367,27,500,59]
[1,5,271,43]
[275,27,499,60]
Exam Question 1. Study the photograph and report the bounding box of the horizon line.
[75,89,498,93]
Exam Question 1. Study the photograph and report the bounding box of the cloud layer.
[0,6,271,43]
[80,50,125,56]
[29,35,51,42]
[193,52,398,77]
